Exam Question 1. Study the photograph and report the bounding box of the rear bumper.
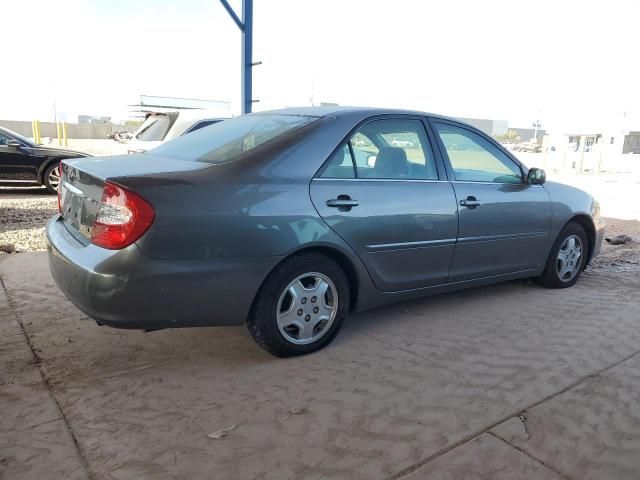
[46,215,280,329]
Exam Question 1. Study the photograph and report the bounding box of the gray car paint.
[310,179,459,291]
[446,181,552,281]
[47,106,605,330]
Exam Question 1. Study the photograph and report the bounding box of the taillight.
[90,181,155,250]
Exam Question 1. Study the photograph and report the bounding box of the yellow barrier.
[62,122,68,147]
[31,120,41,144]
[56,122,62,146]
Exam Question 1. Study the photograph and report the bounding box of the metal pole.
[219,0,243,30]
[242,0,253,114]
[218,0,253,114]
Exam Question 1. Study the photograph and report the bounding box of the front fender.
[543,181,604,262]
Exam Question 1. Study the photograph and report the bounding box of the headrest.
[374,147,409,177]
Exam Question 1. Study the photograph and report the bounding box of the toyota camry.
[47,107,604,356]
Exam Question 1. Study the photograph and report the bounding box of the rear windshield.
[148,114,316,164]
[135,115,172,141]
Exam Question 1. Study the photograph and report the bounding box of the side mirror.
[6,140,21,149]
[527,167,546,185]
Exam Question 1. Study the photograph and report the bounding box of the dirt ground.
[2,251,640,480]
[1,176,640,479]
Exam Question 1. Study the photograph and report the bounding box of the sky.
[2,0,639,132]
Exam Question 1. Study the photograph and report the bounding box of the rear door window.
[320,145,356,178]
[320,118,438,180]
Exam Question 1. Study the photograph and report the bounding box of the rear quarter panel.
[132,176,339,259]
[122,114,383,311]
[126,113,372,261]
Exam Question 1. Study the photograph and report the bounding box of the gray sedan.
[47,107,604,357]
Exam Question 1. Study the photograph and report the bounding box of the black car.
[0,126,90,193]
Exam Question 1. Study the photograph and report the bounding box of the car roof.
[253,106,455,121]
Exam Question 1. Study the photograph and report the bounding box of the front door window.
[434,123,523,184]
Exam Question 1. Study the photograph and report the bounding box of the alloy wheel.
[556,234,583,282]
[276,272,338,345]
[48,165,61,190]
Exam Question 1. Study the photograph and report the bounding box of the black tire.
[535,222,588,289]
[43,162,61,194]
[247,252,350,357]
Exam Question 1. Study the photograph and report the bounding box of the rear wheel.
[535,222,588,289]
[247,252,349,357]
[43,163,61,194]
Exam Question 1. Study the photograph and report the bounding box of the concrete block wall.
[0,120,137,139]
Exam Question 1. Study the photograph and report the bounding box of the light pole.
[218,0,255,114]
[532,120,542,142]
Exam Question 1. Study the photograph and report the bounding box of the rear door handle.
[459,196,482,208]
[326,195,359,211]
[326,199,359,208]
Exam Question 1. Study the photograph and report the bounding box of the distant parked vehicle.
[514,141,542,153]
[390,139,415,148]
[109,131,134,143]
[0,126,90,193]
[126,110,231,154]
[499,141,517,151]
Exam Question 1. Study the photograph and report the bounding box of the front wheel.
[535,222,588,289]
[43,163,61,194]
[247,252,350,357]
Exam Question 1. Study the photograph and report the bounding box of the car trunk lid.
[59,154,208,241]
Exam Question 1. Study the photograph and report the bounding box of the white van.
[127,110,232,154]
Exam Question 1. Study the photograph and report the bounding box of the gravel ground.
[588,218,640,280]
[0,188,57,254]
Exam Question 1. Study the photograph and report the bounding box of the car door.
[0,131,37,181]
[430,119,551,281]
[310,116,459,292]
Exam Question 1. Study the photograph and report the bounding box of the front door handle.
[459,196,482,208]
[326,195,359,211]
